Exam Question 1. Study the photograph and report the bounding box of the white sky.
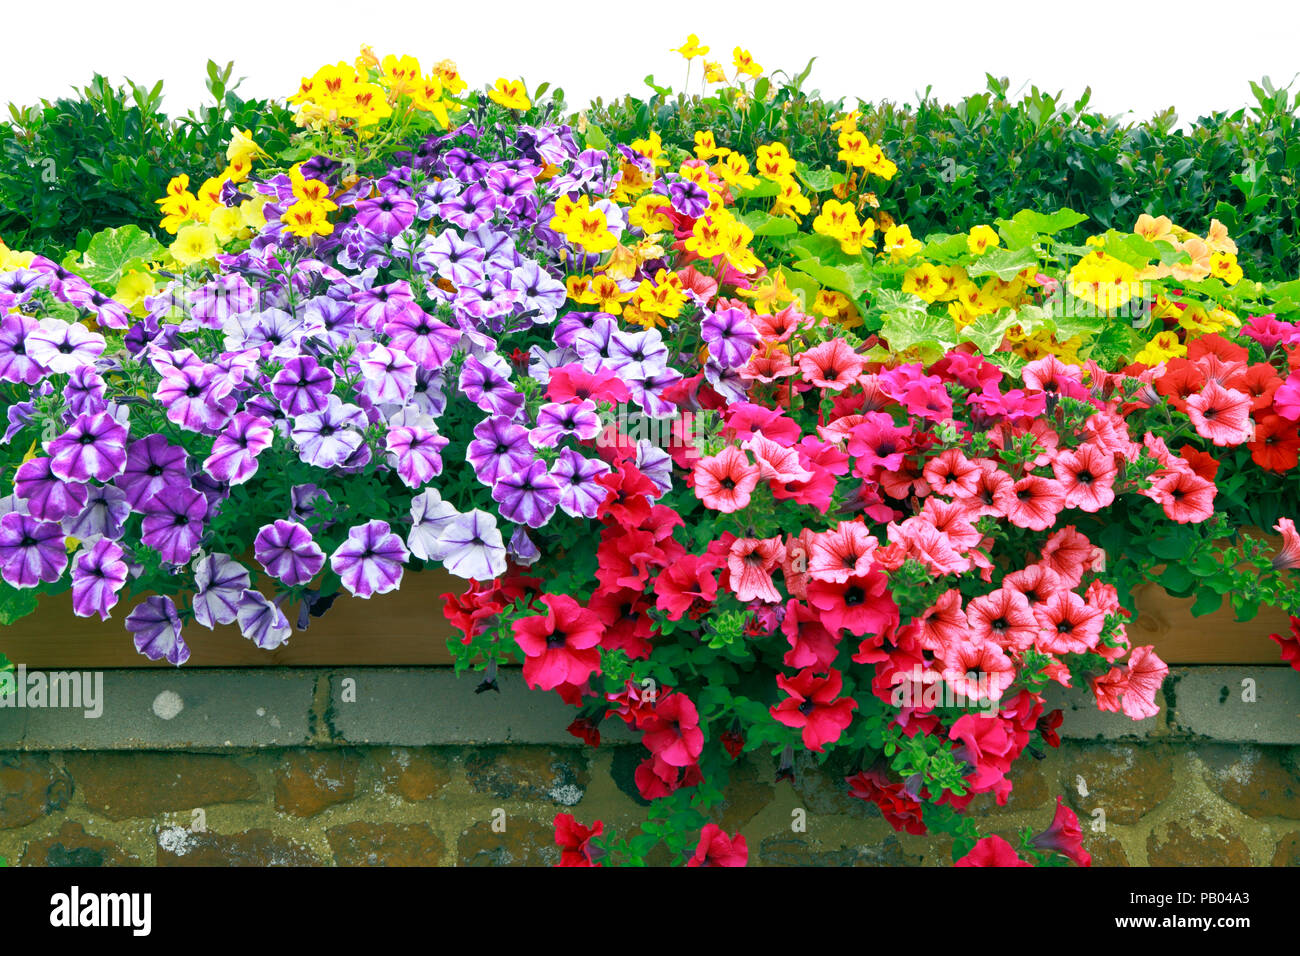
[2,0,1298,125]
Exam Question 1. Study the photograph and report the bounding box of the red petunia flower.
[1052,442,1117,513]
[1248,414,1300,472]
[687,824,748,867]
[1030,797,1091,866]
[513,594,604,692]
[955,835,1030,867]
[1006,474,1065,531]
[771,667,858,752]
[554,813,604,867]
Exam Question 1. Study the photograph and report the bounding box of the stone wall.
[1,667,1298,866]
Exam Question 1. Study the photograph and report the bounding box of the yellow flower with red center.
[629,194,674,233]
[685,213,730,258]
[282,202,334,238]
[290,165,338,212]
[589,274,632,313]
[564,205,617,254]
[732,47,763,78]
[770,177,810,220]
[488,78,530,110]
[630,269,688,321]
[813,199,859,239]
[694,130,730,161]
[380,54,422,98]
[735,271,795,315]
[1209,251,1243,285]
[713,152,759,191]
[756,143,796,180]
[432,59,467,95]
[630,132,670,169]
[883,223,922,261]
[674,34,710,59]
[703,61,726,84]
[903,263,945,303]
[1068,249,1138,309]
[967,224,1000,255]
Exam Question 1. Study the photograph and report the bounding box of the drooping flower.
[686,824,748,867]
[726,536,786,603]
[191,553,251,629]
[70,539,129,620]
[329,520,410,598]
[1030,797,1091,866]
[554,813,604,867]
[126,595,190,666]
[235,589,292,649]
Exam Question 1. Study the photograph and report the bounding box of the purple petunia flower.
[438,509,507,580]
[503,261,567,323]
[26,318,105,374]
[63,365,108,417]
[117,434,190,511]
[350,280,419,332]
[508,525,541,566]
[662,177,711,218]
[406,488,459,562]
[271,355,335,417]
[62,483,131,542]
[491,458,561,528]
[45,410,129,483]
[355,191,418,239]
[329,519,410,599]
[140,485,206,565]
[438,184,497,230]
[626,366,684,418]
[356,342,417,405]
[0,314,46,384]
[126,595,190,666]
[551,448,612,518]
[420,231,486,286]
[204,413,274,485]
[188,275,257,328]
[154,363,237,433]
[191,553,250,629]
[385,309,461,371]
[65,284,132,329]
[71,539,129,620]
[292,396,366,469]
[529,400,601,448]
[701,306,761,368]
[465,415,533,486]
[254,519,325,587]
[459,354,524,417]
[0,511,68,588]
[235,590,292,649]
[14,456,89,522]
[385,425,449,489]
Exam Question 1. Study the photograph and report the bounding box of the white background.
[1,0,1297,123]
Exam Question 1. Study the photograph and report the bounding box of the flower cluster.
[4,48,1300,867]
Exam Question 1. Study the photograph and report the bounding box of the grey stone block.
[0,669,316,750]
[327,668,634,746]
[1042,680,1162,740]
[1169,667,1300,744]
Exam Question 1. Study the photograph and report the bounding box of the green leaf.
[879,309,958,354]
[959,309,1020,354]
[77,225,163,289]
[795,164,845,193]
[739,209,797,237]
[995,208,1088,248]
[582,123,611,152]
[965,246,1040,280]
[0,580,39,626]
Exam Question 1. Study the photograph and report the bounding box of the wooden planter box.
[0,569,1288,668]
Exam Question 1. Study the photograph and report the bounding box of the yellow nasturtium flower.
[1209,251,1243,286]
[694,130,730,161]
[281,201,334,238]
[703,61,726,84]
[488,78,530,110]
[208,205,245,244]
[883,224,923,261]
[432,59,467,95]
[755,143,796,180]
[1134,330,1186,366]
[813,199,859,239]
[226,128,268,167]
[169,224,219,266]
[732,48,763,79]
[903,263,946,303]
[674,34,710,59]
[713,152,758,191]
[563,206,617,254]
[967,224,1001,256]
[114,269,155,310]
